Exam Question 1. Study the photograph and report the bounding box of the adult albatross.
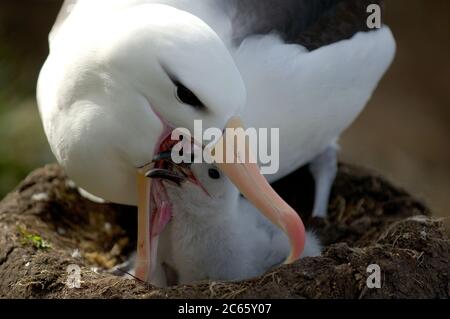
[38,0,395,284]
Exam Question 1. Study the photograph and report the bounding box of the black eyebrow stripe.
[160,63,179,84]
[159,62,207,111]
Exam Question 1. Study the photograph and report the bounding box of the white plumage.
[38,0,396,286]
[154,162,321,286]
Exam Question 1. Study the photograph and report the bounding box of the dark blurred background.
[0,1,449,230]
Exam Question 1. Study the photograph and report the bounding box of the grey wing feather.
[222,0,383,50]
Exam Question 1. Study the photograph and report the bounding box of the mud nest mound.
[0,164,448,299]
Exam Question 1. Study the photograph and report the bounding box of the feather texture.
[227,0,384,50]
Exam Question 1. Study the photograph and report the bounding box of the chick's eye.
[175,82,204,109]
[208,168,221,180]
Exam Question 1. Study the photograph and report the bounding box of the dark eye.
[208,168,221,180]
[175,82,204,109]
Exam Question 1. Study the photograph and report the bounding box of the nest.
[0,164,448,298]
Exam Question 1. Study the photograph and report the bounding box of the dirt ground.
[0,164,448,299]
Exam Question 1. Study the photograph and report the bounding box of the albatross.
[38,0,396,284]
[145,159,322,286]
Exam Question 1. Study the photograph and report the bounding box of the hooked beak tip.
[213,116,306,263]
